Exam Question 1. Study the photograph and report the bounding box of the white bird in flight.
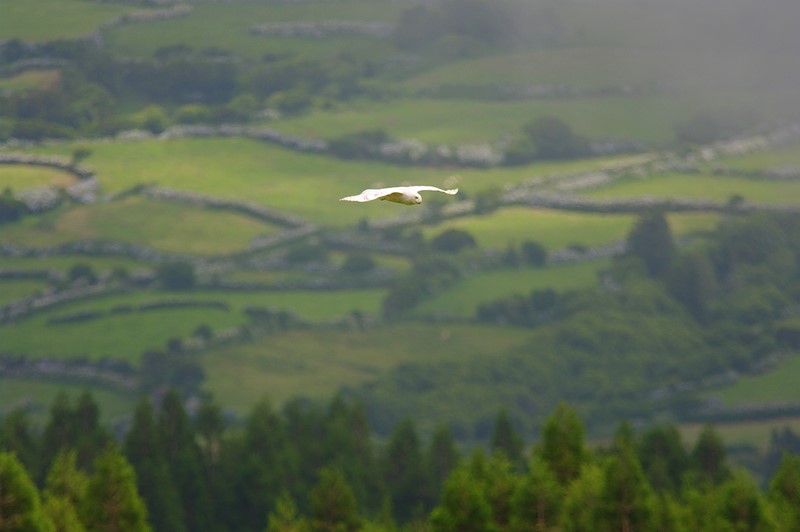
[340,185,459,205]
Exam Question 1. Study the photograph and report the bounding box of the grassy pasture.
[0,165,77,190]
[105,1,401,60]
[0,378,138,428]
[711,144,800,173]
[0,279,51,305]
[272,95,707,147]
[30,138,472,226]
[0,196,274,255]
[0,0,133,41]
[0,70,61,93]
[423,209,720,251]
[710,355,800,407]
[0,287,384,362]
[201,322,530,414]
[0,256,149,275]
[414,259,609,319]
[585,172,800,205]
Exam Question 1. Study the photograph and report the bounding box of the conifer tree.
[0,451,54,532]
[490,408,525,470]
[558,463,603,532]
[266,491,308,532]
[716,470,776,531]
[510,456,562,531]
[237,397,297,531]
[536,403,586,486]
[626,210,676,277]
[690,425,731,485]
[381,418,429,522]
[768,453,800,531]
[595,424,656,532]
[429,465,492,532]
[425,425,460,500]
[42,450,88,532]
[310,467,361,532]
[1,409,41,477]
[637,423,690,493]
[158,391,214,531]
[81,445,151,532]
[124,397,185,532]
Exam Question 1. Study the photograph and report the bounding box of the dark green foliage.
[0,188,27,224]
[310,467,362,531]
[67,263,97,285]
[690,425,731,486]
[81,445,151,532]
[0,451,52,532]
[340,253,376,275]
[41,391,110,478]
[381,418,431,522]
[431,229,477,254]
[536,403,586,488]
[155,261,196,290]
[328,129,390,160]
[510,456,562,531]
[595,425,657,532]
[521,240,547,267]
[124,397,186,532]
[490,409,525,469]
[626,210,676,277]
[674,106,759,145]
[637,423,690,493]
[769,453,800,531]
[506,116,589,164]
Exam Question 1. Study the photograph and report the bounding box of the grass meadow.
[0,279,51,305]
[585,172,800,205]
[423,209,720,251]
[0,0,132,41]
[1,196,275,255]
[0,164,77,190]
[414,259,609,318]
[0,288,385,363]
[200,322,531,414]
[104,1,402,60]
[271,95,707,147]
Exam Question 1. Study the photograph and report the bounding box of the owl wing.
[409,186,459,196]
[340,187,406,202]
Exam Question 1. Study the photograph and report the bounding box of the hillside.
[2,0,800,459]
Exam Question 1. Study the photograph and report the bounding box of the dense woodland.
[2,392,800,531]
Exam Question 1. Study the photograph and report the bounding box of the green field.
[0,164,77,190]
[585,172,800,205]
[30,137,468,227]
[105,1,402,60]
[712,145,800,172]
[0,70,61,93]
[271,95,709,147]
[414,259,609,318]
[201,322,531,414]
[423,208,720,251]
[0,288,385,362]
[711,355,800,407]
[0,0,133,41]
[1,196,275,255]
[0,279,51,305]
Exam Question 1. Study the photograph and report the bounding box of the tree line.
[2,393,799,531]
